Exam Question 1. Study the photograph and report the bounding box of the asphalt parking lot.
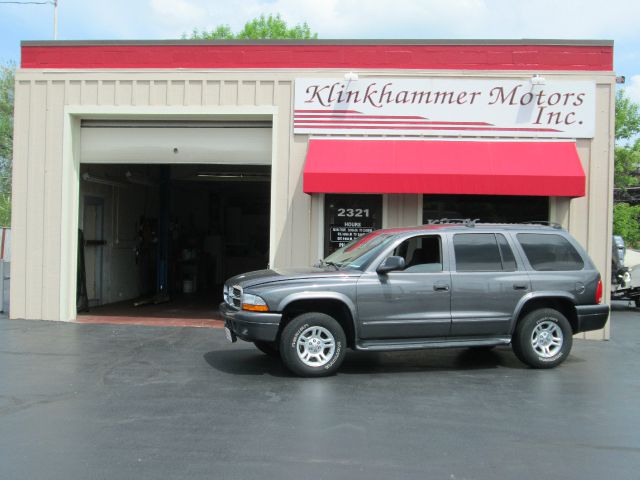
[1,307,638,480]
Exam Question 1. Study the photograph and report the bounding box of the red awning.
[303,139,585,197]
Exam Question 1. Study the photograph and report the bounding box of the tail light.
[595,278,603,304]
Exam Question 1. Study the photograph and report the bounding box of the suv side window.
[454,233,513,272]
[517,233,584,271]
[392,235,443,273]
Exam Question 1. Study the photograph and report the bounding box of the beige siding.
[272,80,293,267]
[24,81,47,320]
[204,81,221,105]
[10,81,30,319]
[11,69,616,334]
[584,83,615,340]
[186,81,202,106]
[116,80,133,106]
[289,134,312,266]
[133,81,150,106]
[384,195,421,228]
[41,81,66,320]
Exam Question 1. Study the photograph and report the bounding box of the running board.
[355,336,511,352]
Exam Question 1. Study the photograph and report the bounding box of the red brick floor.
[76,295,224,329]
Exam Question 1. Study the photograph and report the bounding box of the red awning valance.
[303,139,585,197]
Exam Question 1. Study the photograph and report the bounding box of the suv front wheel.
[512,308,573,369]
[279,312,347,377]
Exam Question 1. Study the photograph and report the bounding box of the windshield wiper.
[323,261,341,271]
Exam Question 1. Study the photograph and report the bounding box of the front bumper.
[575,304,610,333]
[219,302,282,342]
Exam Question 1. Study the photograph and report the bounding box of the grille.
[225,284,242,309]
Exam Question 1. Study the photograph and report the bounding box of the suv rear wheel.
[512,308,573,368]
[279,312,347,377]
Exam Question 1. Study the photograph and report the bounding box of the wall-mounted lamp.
[81,172,128,188]
[531,74,546,86]
[616,76,626,84]
[344,71,359,82]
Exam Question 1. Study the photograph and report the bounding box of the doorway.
[76,163,271,321]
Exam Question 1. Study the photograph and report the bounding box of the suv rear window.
[517,233,584,271]
[454,233,514,272]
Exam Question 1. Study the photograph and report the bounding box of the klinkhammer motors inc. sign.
[294,78,595,138]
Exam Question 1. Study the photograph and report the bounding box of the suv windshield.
[322,232,396,270]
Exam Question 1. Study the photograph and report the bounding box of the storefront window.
[423,195,549,224]
[324,194,383,256]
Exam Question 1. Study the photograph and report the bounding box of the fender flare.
[510,291,577,333]
[277,292,358,336]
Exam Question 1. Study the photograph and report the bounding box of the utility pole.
[53,0,58,40]
[0,1,58,39]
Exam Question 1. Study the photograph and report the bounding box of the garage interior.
[76,120,272,324]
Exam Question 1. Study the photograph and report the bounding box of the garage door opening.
[76,163,271,324]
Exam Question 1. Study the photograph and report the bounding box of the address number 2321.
[337,208,370,218]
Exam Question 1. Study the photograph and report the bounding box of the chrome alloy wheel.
[531,320,564,358]
[295,326,336,367]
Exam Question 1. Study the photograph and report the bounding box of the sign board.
[294,78,595,138]
[324,194,382,256]
[330,226,376,244]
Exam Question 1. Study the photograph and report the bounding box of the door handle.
[433,283,450,292]
[513,284,528,290]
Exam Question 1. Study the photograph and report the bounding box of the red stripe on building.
[293,124,559,132]
[294,119,494,126]
[294,109,362,113]
[293,115,429,120]
[21,44,613,70]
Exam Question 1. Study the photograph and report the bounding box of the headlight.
[241,293,269,312]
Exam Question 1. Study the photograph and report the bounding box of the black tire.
[253,341,280,358]
[279,312,347,377]
[512,308,573,369]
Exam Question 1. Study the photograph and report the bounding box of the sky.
[1,0,639,99]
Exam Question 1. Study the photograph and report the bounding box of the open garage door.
[76,120,272,324]
[80,120,272,165]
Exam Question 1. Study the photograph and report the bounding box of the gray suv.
[220,222,609,377]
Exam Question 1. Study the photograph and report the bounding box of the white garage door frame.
[61,105,279,321]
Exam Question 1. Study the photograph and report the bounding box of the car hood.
[226,266,361,288]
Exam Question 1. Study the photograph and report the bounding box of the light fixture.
[531,74,546,86]
[196,172,270,181]
[81,172,128,188]
[616,76,626,84]
[344,71,359,82]
[125,171,157,187]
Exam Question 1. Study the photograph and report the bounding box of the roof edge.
[21,38,614,47]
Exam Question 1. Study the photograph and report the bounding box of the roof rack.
[521,221,563,229]
[422,219,563,229]
[425,218,478,227]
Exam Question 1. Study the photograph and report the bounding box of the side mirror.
[377,256,405,274]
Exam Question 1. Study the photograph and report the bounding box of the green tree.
[613,90,640,247]
[188,14,317,40]
[613,203,640,247]
[614,90,640,190]
[0,62,14,227]
[615,89,640,142]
